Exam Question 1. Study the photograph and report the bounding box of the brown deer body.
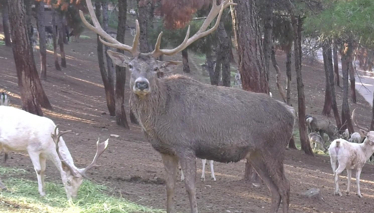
[81,0,294,212]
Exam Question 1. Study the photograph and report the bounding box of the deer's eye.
[153,67,159,72]
[128,64,133,69]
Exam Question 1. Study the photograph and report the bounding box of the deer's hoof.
[334,191,342,196]
[357,193,363,198]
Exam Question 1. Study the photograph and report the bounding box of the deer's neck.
[130,80,166,132]
[360,142,374,161]
[57,138,79,171]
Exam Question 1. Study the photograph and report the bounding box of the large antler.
[79,0,140,56]
[151,0,236,58]
[351,108,369,135]
[78,138,109,177]
[51,126,79,176]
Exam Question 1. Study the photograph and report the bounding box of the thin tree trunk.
[206,50,216,85]
[322,42,332,116]
[271,46,286,102]
[8,0,52,115]
[371,91,374,131]
[341,42,354,134]
[115,0,129,128]
[52,7,61,71]
[58,13,66,68]
[349,61,356,103]
[217,17,231,87]
[1,0,11,46]
[326,40,342,131]
[36,1,47,80]
[137,0,150,52]
[333,41,340,87]
[102,1,116,116]
[286,46,292,105]
[292,15,313,156]
[263,0,273,82]
[182,49,191,73]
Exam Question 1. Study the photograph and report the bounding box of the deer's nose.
[135,81,149,90]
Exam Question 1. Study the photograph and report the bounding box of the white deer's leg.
[201,159,206,181]
[356,168,363,198]
[209,160,216,181]
[346,169,351,195]
[28,152,45,196]
[40,156,47,192]
[333,165,345,196]
[180,162,185,181]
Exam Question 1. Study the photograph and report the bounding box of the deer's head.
[51,126,109,199]
[80,0,235,97]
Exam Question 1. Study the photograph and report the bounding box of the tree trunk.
[234,0,267,93]
[1,0,11,46]
[115,0,129,128]
[102,1,116,116]
[341,42,354,134]
[206,50,216,85]
[58,13,66,68]
[371,91,374,131]
[326,40,342,131]
[322,42,332,116]
[137,0,150,52]
[349,61,356,103]
[292,15,313,156]
[216,17,231,87]
[234,0,267,182]
[8,0,52,115]
[52,7,61,71]
[262,0,273,82]
[181,49,191,73]
[333,41,340,87]
[271,45,286,102]
[285,46,292,105]
[35,1,47,80]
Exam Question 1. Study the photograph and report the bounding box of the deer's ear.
[359,129,368,137]
[160,60,182,70]
[107,50,131,67]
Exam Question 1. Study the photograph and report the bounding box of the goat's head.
[80,0,235,97]
[51,126,109,199]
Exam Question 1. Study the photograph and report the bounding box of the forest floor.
[1,27,374,213]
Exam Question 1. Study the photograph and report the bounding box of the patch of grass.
[0,167,164,213]
[79,35,91,39]
[0,40,5,46]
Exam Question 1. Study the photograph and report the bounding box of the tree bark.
[181,49,191,73]
[8,0,52,115]
[1,0,11,46]
[58,13,66,68]
[206,50,216,85]
[262,0,273,82]
[322,42,332,116]
[333,41,340,87]
[341,42,354,134]
[35,1,47,80]
[285,47,292,105]
[52,7,61,71]
[271,46,286,103]
[137,0,150,52]
[115,0,129,128]
[216,17,231,87]
[234,0,267,93]
[371,91,374,131]
[349,61,356,103]
[102,1,116,116]
[292,15,313,156]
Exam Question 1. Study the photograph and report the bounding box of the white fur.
[180,159,216,181]
[0,106,108,199]
[328,134,374,197]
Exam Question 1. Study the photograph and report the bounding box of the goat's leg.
[28,152,45,196]
[209,160,216,181]
[356,168,363,198]
[161,154,178,213]
[333,165,345,196]
[201,159,206,181]
[179,154,198,213]
[346,169,352,195]
[249,156,282,213]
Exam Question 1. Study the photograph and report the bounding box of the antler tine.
[80,138,109,177]
[80,0,139,56]
[151,0,236,57]
[51,127,78,177]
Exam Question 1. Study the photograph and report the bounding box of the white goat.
[180,159,216,181]
[0,106,109,199]
[0,92,10,106]
[328,131,374,197]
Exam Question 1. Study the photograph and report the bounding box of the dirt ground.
[1,27,374,213]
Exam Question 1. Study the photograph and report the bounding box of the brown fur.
[107,51,295,213]
[306,116,339,141]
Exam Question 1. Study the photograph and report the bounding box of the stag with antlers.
[81,0,295,212]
